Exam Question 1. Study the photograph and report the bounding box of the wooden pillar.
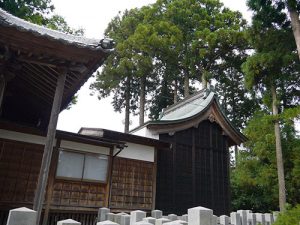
[0,74,5,111]
[33,68,67,225]
[42,139,61,225]
[192,128,196,206]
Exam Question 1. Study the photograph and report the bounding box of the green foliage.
[92,0,252,125]
[231,112,300,211]
[273,204,300,225]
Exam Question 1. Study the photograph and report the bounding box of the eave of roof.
[0,8,112,53]
[0,120,126,148]
[139,90,247,146]
[79,127,171,149]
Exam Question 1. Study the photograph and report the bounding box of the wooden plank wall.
[51,180,107,210]
[110,157,154,211]
[156,120,230,216]
[0,138,43,208]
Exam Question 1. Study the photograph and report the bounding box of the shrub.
[273,205,300,225]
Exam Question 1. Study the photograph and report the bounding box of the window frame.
[55,148,110,184]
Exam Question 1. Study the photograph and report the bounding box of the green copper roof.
[160,90,214,121]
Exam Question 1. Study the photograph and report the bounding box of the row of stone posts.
[5,206,278,225]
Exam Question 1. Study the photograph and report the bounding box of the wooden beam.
[152,148,158,210]
[33,68,67,225]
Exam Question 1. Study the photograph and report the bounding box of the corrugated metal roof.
[0,8,104,50]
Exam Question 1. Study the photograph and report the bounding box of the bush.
[273,205,300,225]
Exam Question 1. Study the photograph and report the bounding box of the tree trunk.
[202,74,207,89]
[184,74,189,97]
[139,75,146,126]
[124,76,130,133]
[234,145,238,165]
[174,79,178,104]
[287,2,300,61]
[271,85,286,211]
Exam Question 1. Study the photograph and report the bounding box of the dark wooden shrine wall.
[110,157,154,211]
[156,120,230,216]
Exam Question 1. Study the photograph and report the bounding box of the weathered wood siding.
[110,157,154,211]
[51,180,107,210]
[156,120,230,216]
[0,138,42,207]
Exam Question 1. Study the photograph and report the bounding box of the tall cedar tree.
[90,9,148,132]
[92,0,254,132]
[243,0,300,211]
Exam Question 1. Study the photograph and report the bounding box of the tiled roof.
[0,8,107,51]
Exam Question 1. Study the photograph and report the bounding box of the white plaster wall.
[0,129,49,145]
[60,140,110,155]
[131,127,159,140]
[114,142,155,162]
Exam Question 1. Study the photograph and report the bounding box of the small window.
[56,150,108,182]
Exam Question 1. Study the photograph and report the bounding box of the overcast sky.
[54,0,252,133]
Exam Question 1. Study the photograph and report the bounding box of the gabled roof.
[0,9,113,129]
[133,90,246,146]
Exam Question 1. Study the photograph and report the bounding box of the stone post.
[143,217,156,225]
[155,218,170,225]
[264,213,274,225]
[134,221,153,225]
[6,207,37,225]
[168,214,177,221]
[152,210,163,219]
[121,215,131,225]
[255,213,265,225]
[188,206,213,225]
[219,215,230,225]
[107,213,115,222]
[97,220,118,225]
[272,212,279,222]
[247,213,256,225]
[230,212,241,225]
[181,215,188,222]
[57,219,81,225]
[115,213,128,224]
[130,210,146,225]
[237,210,251,225]
[211,215,218,225]
[98,208,110,222]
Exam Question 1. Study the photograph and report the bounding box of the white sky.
[55,0,252,133]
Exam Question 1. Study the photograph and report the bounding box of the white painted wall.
[0,129,49,146]
[131,127,159,140]
[114,142,155,162]
[0,129,155,161]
